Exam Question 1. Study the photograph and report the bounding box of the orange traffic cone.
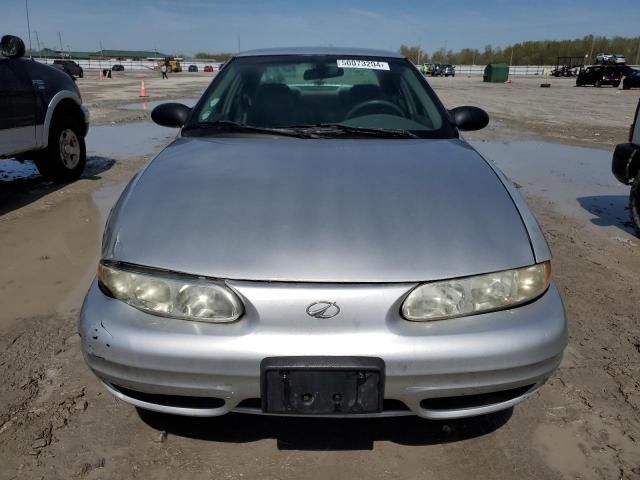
[504,79,512,84]
[139,80,148,97]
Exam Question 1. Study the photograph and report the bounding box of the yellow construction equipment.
[155,57,182,73]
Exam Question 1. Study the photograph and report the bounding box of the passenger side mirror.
[449,106,490,131]
[151,103,192,128]
[0,35,26,59]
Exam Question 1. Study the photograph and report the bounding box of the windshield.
[186,55,455,138]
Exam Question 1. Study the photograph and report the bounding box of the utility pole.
[58,32,63,58]
[635,36,640,66]
[509,46,514,67]
[588,35,595,65]
[25,0,33,58]
[99,40,104,71]
[237,36,241,52]
[34,30,41,58]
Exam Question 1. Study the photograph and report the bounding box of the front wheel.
[35,115,86,183]
[631,176,640,232]
[595,80,602,87]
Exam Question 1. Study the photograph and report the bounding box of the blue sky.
[2,0,639,55]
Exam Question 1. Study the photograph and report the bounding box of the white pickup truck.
[0,35,90,182]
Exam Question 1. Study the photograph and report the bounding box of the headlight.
[401,262,551,322]
[98,262,243,323]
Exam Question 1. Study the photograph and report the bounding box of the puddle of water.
[1,122,176,169]
[86,122,177,159]
[470,140,634,236]
[124,97,198,111]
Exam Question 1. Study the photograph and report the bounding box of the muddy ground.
[0,72,639,480]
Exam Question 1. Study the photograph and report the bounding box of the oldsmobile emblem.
[306,301,340,319]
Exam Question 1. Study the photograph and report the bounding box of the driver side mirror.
[151,102,192,128]
[0,35,26,59]
[449,106,489,131]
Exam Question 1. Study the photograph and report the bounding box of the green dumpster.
[483,63,509,83]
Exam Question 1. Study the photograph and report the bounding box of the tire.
[595,80,602,87]
[631,176,640,232]
[35,115,86,183]
[623,83,630,90]
[613,81,620,88]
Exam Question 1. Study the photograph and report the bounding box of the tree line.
[400,35,640,65]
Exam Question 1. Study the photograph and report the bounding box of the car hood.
[104,137,534,282]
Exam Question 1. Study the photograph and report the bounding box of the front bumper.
[80,279,567,419]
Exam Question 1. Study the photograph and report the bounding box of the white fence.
[34,57,224,71]
[33,58,640,76]
[453,65,549,75]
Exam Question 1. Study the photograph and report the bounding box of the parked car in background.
[622,71,640,90]
[0,35,89,182]
[442,64,455,77]
[188,64,198,72]
[611,99,640,229]
[595,53,614,64]
[53,59,84,78]
[430,63,443,76]
[551,65,577,77]
[576,65,622,87]
[111,64,124,71]
[203,65,214,72]
[596,53,627,65]
[81,47,567,420]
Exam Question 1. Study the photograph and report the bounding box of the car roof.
[235,47,404,59]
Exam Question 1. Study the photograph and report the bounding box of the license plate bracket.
[261,356,385,415]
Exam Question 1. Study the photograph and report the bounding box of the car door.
[0,58,37,156]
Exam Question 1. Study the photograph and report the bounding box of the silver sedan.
[80,47,567,419]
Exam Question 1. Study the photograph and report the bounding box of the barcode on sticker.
[337,59,390,70]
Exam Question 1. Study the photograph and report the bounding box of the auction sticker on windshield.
[337,59,390,70]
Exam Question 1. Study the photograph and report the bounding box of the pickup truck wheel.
[35,115,86,183]
[631,176,640,232]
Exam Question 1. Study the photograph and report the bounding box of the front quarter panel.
[474,147,552,263]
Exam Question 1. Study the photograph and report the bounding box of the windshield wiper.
[183,120,309,138]
[285,123,419,139]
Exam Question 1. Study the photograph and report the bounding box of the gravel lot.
[0,70,639,480]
